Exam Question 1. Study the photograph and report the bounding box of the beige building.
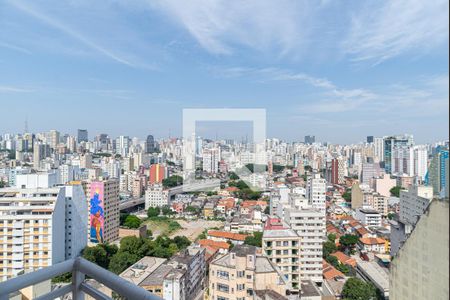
[374,174,397,197]
[262,218,301,292]
[390,199,449,300]
[0,187,65,281]
[367,193,388,216]
[209,245,287,300]
[351,182,363,209]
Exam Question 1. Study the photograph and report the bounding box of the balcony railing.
[0,257,162,300]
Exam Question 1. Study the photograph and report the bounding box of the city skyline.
[0,1,448,143]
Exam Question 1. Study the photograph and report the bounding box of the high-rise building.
[427,147,449,197]
[64,182,88,259]
[374,137,384,162]
[146,135,155,153]
[47,130,60,150]
[77,129,88,143]
[384,135,414,174]
[202,148,220,174]
[304,135,315,145]
[306,173,326,212]
[115,136,130,157]
[391,145,413,176]
[331,157,347,185]
[84,179,120,244]
[0,187,66,281]
[413,145,428,182]
[149,164,166,184]
[281,197,325,285]
[367,136,374,143]
[351,182,364,209]
[390,199,449,300]
[33,141,50,170]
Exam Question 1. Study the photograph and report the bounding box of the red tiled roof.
[207,230,248,241]
[359,237,386,245]
[331,251,357,267]
[323,260,345,280]
[198,239,230,250]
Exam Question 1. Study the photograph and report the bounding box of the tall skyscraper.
[304,135,315,145]
[367,136,374,143]
[115,136,130,157]
[427,147,449,197]
[77,129,88,143]
[47,130,60,150]
[146,135,155,153]
[374,137,385,162]
[384,135,414,174]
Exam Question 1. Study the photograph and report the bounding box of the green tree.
[327,233,337,242]
[173,236,191,249]
[108,252,139,274]
[342,191,351,201]
[161,205,175,216]
[264,206,270,214]
[147,206,160,218]
[120,213,130,225]
[82,245,110,269]
[185,206,200,215]
[339,234,359,254]
[229,172,239,180]
[323,241,338,258]
[0,179,6,188]
[244,232,263,247]
[390,186,403,197]
[387,212,397,220]
[123,215,142,229]
[341,277,377,300]
[162,175,183,188]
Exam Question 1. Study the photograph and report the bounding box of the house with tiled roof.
[358,237,387,253]
[322,259,345,280]
[330,251,357,268]
[207,230,248,245]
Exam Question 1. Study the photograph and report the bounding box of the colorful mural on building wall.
[89,182,104,243]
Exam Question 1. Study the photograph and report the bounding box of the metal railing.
[0,257,162,300]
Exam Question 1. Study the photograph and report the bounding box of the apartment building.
[399,185,433,226]
[209,245,287,300]
[145,184,169,209]
[306,174,326,212]
[84,179,120,244]
[0,187,65,281]
[262,217,302,292]
[355,208,382,227]
[283,206,324,285]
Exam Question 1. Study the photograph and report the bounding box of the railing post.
[72,258,85,300]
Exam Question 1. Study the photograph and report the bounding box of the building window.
[237,271,245,278]
[237,284,245,291]
[217,284,229,293]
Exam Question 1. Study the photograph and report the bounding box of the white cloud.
[0,86,33,93]
[0,42,32,54]
[149,0,314,56]
[343,0,449,63]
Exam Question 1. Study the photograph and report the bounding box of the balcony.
[0,257,162,300]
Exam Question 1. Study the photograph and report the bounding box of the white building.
[355,208,382,227]
[413,145,428,182]
[202,148,220,174]
[374,137,384,162]
[64,183,88,259]
[145,184,169,209]
[306,174,326,212]
[15,172,57,189]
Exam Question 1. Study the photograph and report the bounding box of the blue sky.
[0,0,448,144]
